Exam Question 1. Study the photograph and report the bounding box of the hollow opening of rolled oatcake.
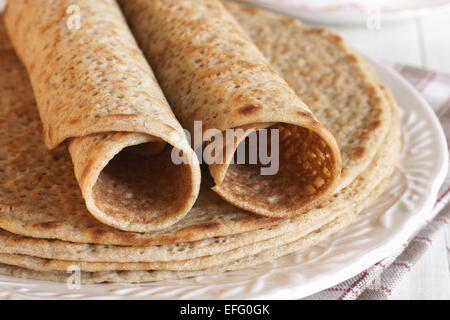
[215,123,336,217]
[91,142,193,227]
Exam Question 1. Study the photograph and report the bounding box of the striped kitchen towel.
[305,64,450,300]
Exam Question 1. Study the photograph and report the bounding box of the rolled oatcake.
[4,0,201,232]
[119,0,343,218]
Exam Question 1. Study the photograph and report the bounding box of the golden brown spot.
[281,17,294,26]
[91,228,107,240]
[38,221,61,229]
[239,6,258,14]
[353,146,366,158]
[331,34,343,43]
[346,54,358,63]
[238,105,261,115]
[68,118,80,126]
[367,86,378,96]
[198,222,220,230]
[5,235,24,245]
[236,61,257,70]
[307,28,326,35]
[117,232,138,241]
[94,228,106,236]
[368,120,381,130]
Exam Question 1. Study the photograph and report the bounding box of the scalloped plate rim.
[273,56,449,299]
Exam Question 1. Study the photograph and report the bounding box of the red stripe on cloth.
[380,286,392,295]
[337,271,369,300]
[415,236,433,244]
[393,262,412,271]
[399,66,427,77]
[392,64,403,72]
[436,96,450,115]
[435,217,449,224]
[418,72,437,92]
[429,73,450,85]
[434,186,450,207]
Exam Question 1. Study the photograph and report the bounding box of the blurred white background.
[244,0,450,73]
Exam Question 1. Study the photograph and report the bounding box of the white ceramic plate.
[240,0,450,26]
[0,57,447,300]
